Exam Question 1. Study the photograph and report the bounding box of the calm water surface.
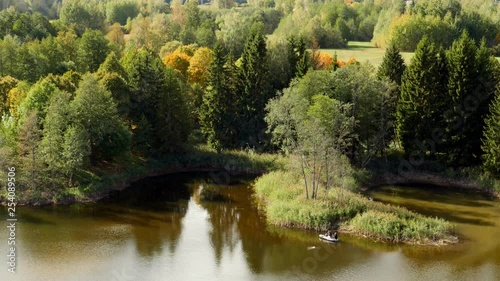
[1,173,499,281]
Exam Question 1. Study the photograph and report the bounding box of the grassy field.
[323,41,500,67]
[321,41,414,68]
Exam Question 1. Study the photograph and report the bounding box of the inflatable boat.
[319,234,339,242]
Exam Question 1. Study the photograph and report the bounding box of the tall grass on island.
[253,170,457,245]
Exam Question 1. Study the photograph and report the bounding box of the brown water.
[0,173,499,281]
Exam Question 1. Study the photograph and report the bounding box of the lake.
[1,172,499,281]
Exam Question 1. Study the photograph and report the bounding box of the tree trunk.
[300,154,309,200]
[312,143,317,199]
[32,147,36,190]
[325,148,330,191]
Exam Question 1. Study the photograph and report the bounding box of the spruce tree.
[40,91,72,175]
[397,37,449,156]
[332,52,339,72]
[199,44,237,151]
[482,87,500,173]
[122,48,191,152]
[97,52,131,119]
[96,51,128,81]
[472,40,500,160]
[444,31,486,166]
[237,23,273,149]
[378,41,406,85]
[99,72,131,119]
[287,36,309,81]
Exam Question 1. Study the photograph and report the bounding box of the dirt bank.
[363,171,499,198]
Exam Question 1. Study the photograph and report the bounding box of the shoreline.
[2,160,497,206]
[361,171,500,199]
[0,147,283,206]
[0,166,265,207]
[4,157,493,246]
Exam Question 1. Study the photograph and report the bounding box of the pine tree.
[430,46,449,151]
[472,40,500,162]
[40,91,72,175]
[378,41,406,85]
[287,36,309,81]
[397,37,449,156]
[482,88,500,173]
[199,44,237,151]
[237,23,273,149]
[96,51,128,81]
[122,47,191,152]
[332,52,339,72]
[99,72,131,120]
[185,0,201,30]
[444,31,483,166]
[97,50,131,120]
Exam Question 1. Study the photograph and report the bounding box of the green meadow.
[323,41,500,67]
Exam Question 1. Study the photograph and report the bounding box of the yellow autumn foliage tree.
[0,76,19,115]
[7,84,29,119]
[314,52,334,70]
[107,23,125,47]
[162,47,193,80]
[187,47,213,87]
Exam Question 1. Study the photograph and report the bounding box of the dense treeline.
[374,0,500,52]
[0,0,499,203]
[397,32,500,167]
[1,0,499,54]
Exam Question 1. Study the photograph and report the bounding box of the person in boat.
[326,230,332,237]
[333,231,338,240]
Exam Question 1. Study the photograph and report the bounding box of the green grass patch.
[321,41,414,68]
[323,42,498,70]
[253,170,457,244]
[349,210,453,244]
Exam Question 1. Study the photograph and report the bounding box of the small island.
[254,170,458,245]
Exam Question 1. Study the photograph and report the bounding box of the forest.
[0,0,498,216]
